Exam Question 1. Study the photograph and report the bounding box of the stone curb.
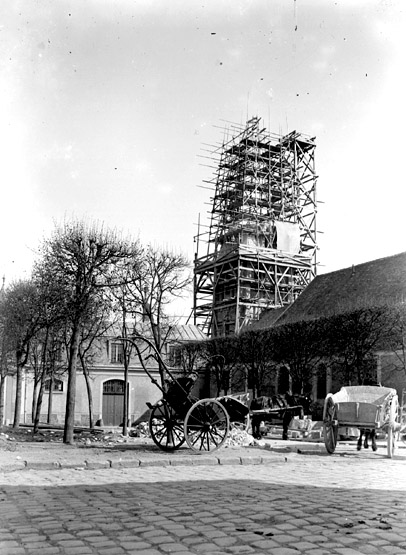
[1,448,314,473]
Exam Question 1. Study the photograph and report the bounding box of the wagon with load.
[323,385,400,458]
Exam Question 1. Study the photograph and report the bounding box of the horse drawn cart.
[121,336,249,453]
[323,385,400,458]
[250,395,309,440]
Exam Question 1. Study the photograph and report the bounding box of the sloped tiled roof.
[255,251,406,328]
[243,306,288,331]
[170,324,208,342]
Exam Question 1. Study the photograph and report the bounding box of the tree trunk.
[64,323,80,444]
[122,364,129,436]
[33,365,49,433]
[47,376,54,424]
[33,380,45,433]
[34,329,50,433]
[80,354,94,429]
[0,374,5,427]
[31,380,39,425]
[13,351,24,428]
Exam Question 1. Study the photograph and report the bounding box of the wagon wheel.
[323,393,338,454]
[184,399,230,453]
[387,395,399,459]
[149,402,185,451]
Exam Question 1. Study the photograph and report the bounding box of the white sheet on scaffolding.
[275,221,300,253]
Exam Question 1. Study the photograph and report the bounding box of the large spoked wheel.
[149,402,185,451]
[184,399,230,453]
[387,395,399,459]
[323,394,338,454]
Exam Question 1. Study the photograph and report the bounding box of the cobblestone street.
[1,448,406,555]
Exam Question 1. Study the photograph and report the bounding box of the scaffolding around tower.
[193,117,318,337]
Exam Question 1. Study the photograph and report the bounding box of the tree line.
[0,219,191,443]
[176,303,406,414]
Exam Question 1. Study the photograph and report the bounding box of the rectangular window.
[45,379,64,392]
[110,342,124,364]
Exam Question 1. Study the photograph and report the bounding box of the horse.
[250,393,311,441]
[356,379,380,452]
[357,428,377,451]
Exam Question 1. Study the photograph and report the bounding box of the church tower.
[193,117,318,336]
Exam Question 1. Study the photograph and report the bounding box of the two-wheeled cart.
[120,336,249,453]
[323,385,400,458]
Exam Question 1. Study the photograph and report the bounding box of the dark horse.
[250,393,312,440]
[357,429,377,451]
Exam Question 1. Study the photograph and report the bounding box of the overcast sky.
[1,0,405,318]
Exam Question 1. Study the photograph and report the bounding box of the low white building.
[2,326,207,428]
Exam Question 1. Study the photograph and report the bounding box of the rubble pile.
[0,432,17,451]
[224,425,255,447]
[129,422,150,438]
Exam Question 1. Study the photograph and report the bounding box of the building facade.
[2,326,207,428]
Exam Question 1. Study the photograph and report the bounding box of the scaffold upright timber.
[193,117,318,337]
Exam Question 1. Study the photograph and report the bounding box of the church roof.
[254,251,406,329]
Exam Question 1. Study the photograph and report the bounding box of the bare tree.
[0,301,13,427]
[170,339,203,374]
[118,245,192,389]
[77,298,115,430]
[203,336,240,396]
[238,329,276,398]
[271,320,326,395]
[0,280,43,428]
[36,219,140,444]
[109,282,140,436]
[382,303,406,377]
[30,327,67,433]
[323,307,391,386]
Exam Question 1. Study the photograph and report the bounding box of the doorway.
[102,379,125,426]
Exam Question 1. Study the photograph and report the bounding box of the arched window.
[103,379,125,394]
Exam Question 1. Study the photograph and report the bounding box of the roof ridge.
[319,250,406,277]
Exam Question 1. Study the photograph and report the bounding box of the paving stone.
[139,459,170,467]
[357,546,383,554]
[240,456,262,465]
[182,536,203,546]
[289,541,320,550]
[1,444,406,555]
[97,548,126,554]
[190,457,219,466]
[159,542,190,552]
[119,541,152,550]
[84,460,111,469]
[28,549,62,554]
[110,460,141,468]
[251,538,279,549]
[61,548,94,554]
[193,542,224,552]
[169,458,197,466]
[217,456,241,465]
[270,549,304,555]
[25,461,61,470]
